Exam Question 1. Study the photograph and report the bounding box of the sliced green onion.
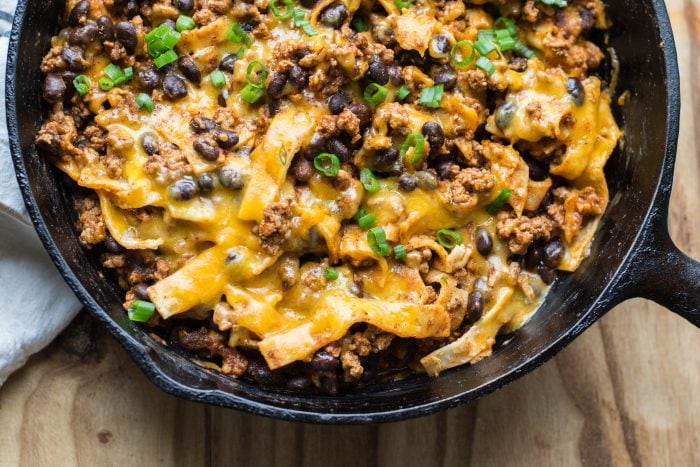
[146,24,181,58]
[278,145,288,165]
[393,244,407,260]
[496,35,516,51]
[226,22,252,47]
[324,267,339,280]
[136,93,154,111]
[313,152,340,177]
[358,213,376,229]
[395,0,413,11]
[514,40,536,59]
[493,17,517,36]
[72,75,91,95]
[486,188,512,214]
[536,0,567,7]
[123,67,134,81]
[451,40,476,67]
[418,84,443,108]
[176,15,196,32]
[367,227,391,256]
[245,61,267,89]
[475,56,496,76]
[293,8,317,36]
[210,69,226,88]
[98,77,115,91]
[436,229,462,249]
[360,168,380,193]
[353,207,366,222]
[154,49,178,68]
[395,85,410,100]
[364,83,388,105]
[270,0,295,19]
[474,37,496,57]
[400,132,425,165]
[300,22,318,35]
[351,15,368,32]
[103,63,123,81]
[240,84,264,103]
[128,299,155,322]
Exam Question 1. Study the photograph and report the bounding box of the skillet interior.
[7,0,678,422]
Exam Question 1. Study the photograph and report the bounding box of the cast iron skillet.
[6,0,700,424]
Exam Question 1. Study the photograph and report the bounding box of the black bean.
[69,22,98,45]
[525,245,544,269]
[466,291,484,323]
[567,77,585,106]
[327,138,350,161]
[174,0,194,10]
[68,0,89,27]
[43,73,66,103]
[327,92,348,114]
[115,21,137,53]
[397,49,425,67]
[415,170,438,190]
[218,165,245,189]
[136,64,162,90]
[475,227,493,256]
[310,351,339,371]
[61,70,78,87]
[61,47,87,72]
[429,34,450,57]
[495,101,516,130]
[267,99,281,117]
[196,173,215,192]
[388,65,404,86]
[288,64,307,88]
[168,177,199,200]
[286,376,311,391]
[132,283,150,300]
[299,0,318,7]
[367,59,389,85]
[347,102,371,126]
[543,239,564,268]
[218,53,237,73]
[140,132,159,155]
[433,157,454,179]
[398,173,417,191]
[177,57,201,84]
[509,56,528,72]
[266,72,288,99]
[247,360,275,385]
[161,19,177,30]
[96,16,114,40]
[239,21,255,33]
[290,156,313,182]
[320,372,339,395]
[162,74,188,99]
[213,129,239,149]
[36,132,61,155]
[433,65,457,90]
[421,121,444,151]
[302,132,327,159]
[217,89,229,107]
[524,156,548,182]
[373,147,399,172]
[193,137,220,161]
[104,237,123,254]
[189,116,218,133]
[537,265,557,284]
[319,3,348,28]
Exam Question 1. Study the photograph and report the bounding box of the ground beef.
[175,326,248,376]
[496,211,555,254]
[75,196,106,247]
[142,144,193,184]
[257,200,292,255]
[440,168,495,206]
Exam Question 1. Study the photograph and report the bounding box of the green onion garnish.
[450,40,475,67]
[210,69,226,88]
[293,8,317,36]
[127,299,155,322]
[104,63,123,81]
[98,77,114,91]
[136,93,154,111]
[226,22,253,47]
[493,17,517,36]
[393,244,407,260]
[395,0,413,11]
[395,85,410,100]
[418,84,444,108]
[270,0,295,19]
[475,30,497,56]
[436,229,462,249]
[360,168,380,193]
[324,267,339,280]
[176,15,196,32]
[475,56,495,76]
[364,83,388,105]
[313,152,340,177]
[146,24,181,58]
[367,227,391,256]
[536,0,567,7]
[358,213,376,229]
[240,84,264,103]
[514,41,536,59]
[351,15,368,32]
[72,75,91,95]
[123,67,133,81]
[400,132,425,165]
[353,207,366,222]
[486,188,512,214]
[154,49,178,68]
[245,61,267,89]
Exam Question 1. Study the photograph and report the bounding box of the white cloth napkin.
[0,1,81,385]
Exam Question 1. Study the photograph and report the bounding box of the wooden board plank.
[1,1,698,465]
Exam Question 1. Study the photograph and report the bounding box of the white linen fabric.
[0,0,81,385]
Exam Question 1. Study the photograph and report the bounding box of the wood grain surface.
[1,1,698,465]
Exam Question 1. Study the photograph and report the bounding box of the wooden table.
[2,1,698,464]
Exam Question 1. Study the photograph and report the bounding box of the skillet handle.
[624,212,700,326]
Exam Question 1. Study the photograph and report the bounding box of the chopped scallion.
[154,49,178,68]
[395,85,410,100]
[324,267,339,280]
[226,22,253,47]
[240,84,264,103]
[486,188,512,214]
[245,60,267,89]
[210,69,226,88]
[136,93,154,111]
[358,213,376,229]
[436,229,462,249]
[364,83,388,105]
[351,15,368,32]
[400,132,425,165]
[475,56,496,76]
[72,75,91,95]
[393,244,407,260]
[128,299,155,322]
[176,15,196,32]
[418,84,444,108]
[98,77,114,91]
[313,153,340,177]
[269,0,295,19]
[450,40,476,67]
[367,227,391,256]
[360,168,380,193]
[395,0,413,11]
